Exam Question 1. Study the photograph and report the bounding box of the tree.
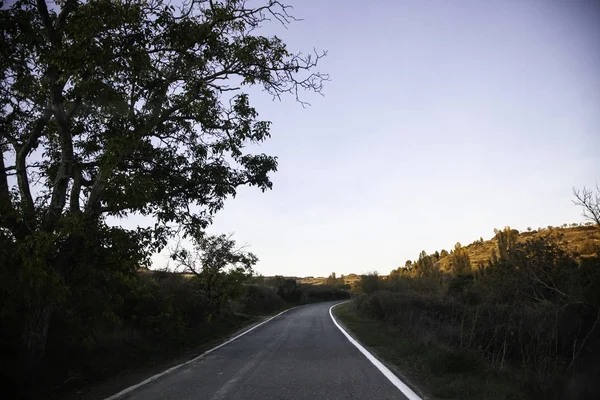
[573,185,600,227]
[326,272,339,286]
[496,226,517,260]
[358,272,380,294]
[413,250,439,277]
[171,234,256,310]
[0,0,326,370]
[451,242,471,275]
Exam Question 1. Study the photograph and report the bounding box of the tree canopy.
[1,0,327,240]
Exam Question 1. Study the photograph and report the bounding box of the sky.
[146,0,600,277]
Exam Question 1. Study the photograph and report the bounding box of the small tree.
[326,272,340,286]
[413,250,439,277]
[451,242,471,275]
[172,234,256,311]
[490,248,499,265]
[496,226,517,260]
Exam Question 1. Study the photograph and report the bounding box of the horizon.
[115,0,599,277]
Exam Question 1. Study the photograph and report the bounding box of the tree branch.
[14,108,53,223]
[36,0,58,45]
[0,148,16,222]
[69,165,82,213]
[573,186,600,227]
[44,82,74,229]
[57,0,77,32]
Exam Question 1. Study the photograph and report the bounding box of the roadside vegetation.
[1,219,350,398]
[336,189,600,400]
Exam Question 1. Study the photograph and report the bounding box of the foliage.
[353,232,600,399]
[450,242,471,275]
[354,272,381,294]
[407,250,440,278]
[272,276,303,303]
[171,233,257,313]
[495,226,517,260]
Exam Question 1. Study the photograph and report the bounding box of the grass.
[333,302,531,400]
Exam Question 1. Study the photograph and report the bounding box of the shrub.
[579,239,600,255]
[242,284,285,314]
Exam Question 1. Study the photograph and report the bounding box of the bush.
[242,284,285,314]
[579,239,600,255]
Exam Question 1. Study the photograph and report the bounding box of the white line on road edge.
[104,308,293,400]
[329,302,423,400]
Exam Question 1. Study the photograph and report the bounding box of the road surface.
[119,301,407,400]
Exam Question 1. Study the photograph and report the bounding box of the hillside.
[437,224,600,272]
[296,274,361,286]
[275,225,600,283]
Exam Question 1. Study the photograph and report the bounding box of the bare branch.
[573,186,600,227]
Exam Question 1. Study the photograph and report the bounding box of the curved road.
[118,301,408,400]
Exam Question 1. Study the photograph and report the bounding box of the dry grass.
[333,302,527,400]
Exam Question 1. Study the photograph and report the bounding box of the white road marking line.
[329,302,423,400]
[103,308,293,400]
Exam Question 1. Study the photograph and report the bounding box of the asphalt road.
[120,301,407,400]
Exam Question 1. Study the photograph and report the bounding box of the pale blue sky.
[150,0,600,277]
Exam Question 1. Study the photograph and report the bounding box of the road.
[118,301,408,400]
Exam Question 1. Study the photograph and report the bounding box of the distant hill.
[296,274,361,286]
[437,224,600,272]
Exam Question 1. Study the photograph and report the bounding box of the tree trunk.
[22,304,54,373]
